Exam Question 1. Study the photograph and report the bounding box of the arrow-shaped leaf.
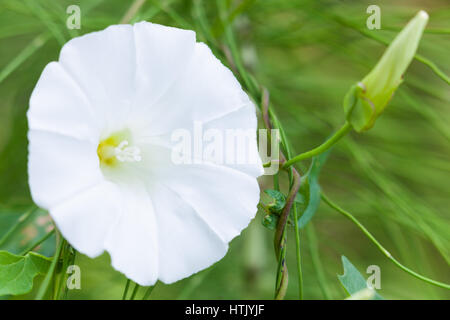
[338,256,383,300]
[0,250,51,296]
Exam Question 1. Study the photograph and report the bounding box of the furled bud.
[344,11,429,132]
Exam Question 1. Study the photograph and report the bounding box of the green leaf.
[337,256,383,300]
[264,189,286,214]
[295,150,330,228]
[0,250,51,296]
[261,190,285,230]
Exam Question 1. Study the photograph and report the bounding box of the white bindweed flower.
[27,22,263,285]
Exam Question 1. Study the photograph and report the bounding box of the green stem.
[20,229,55,256]
[193,0,217,46]
[274,228,288,300]
[306,223,332,299]
[119,0,146,24]
[0,207,37,247]
[142,283,157,300]
[63,248,77,300]
[129,282,140,300]
[35,233,64,300]
[216,0,258,97]
[283,122,352,168]
[321,193,450,290]
[292,203,303,300]
[53,240,69,300]
[122,279,131,300]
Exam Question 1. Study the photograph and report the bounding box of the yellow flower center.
[97,131,141,167]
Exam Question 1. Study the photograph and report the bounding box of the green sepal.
[343,83,376,132]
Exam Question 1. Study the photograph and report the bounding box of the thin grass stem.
[129,282,140,300]
[19,229,55,256]
[35,233,65,300]
[122,279,131,300]
[0,207,38,247]
[142,283,157,300]
[322,193,450,290]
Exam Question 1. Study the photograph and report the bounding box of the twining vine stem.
[262,89,303,299]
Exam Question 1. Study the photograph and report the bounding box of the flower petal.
[58,24,136,132]
[149,148,261,243]
[28,22,263,287]
[51,181,121,257]
[131,42,251,135]
[104,184,159,286]
[28,62,100,143]
[131,22,196,115]
[28,130,104,209]
[149,183,227,284]
[202,104,263,178]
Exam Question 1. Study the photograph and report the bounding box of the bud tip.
[418,10,429,21]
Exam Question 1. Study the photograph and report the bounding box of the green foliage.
[0,250,51,296]
[0,207,56,257]
[265,189,286,214]
[262,213,278,231]
[338,256,383,300]
[0,0,448,299]
[295,150,330,228]
[261,189,286,230]
[343,83,374,133]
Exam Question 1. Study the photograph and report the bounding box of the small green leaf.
[337,256,383,300]
[0,250,51,296]
[264,189,286,214]
[262,213,278,230]
[296,150,330,228]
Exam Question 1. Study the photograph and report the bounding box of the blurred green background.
[0,0,449,299]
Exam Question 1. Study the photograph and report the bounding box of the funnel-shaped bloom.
[344,11,429,132]
[27,22,263,285]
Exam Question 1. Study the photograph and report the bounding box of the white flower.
[27,22,263,285]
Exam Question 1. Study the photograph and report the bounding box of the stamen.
[115,140,142,162]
